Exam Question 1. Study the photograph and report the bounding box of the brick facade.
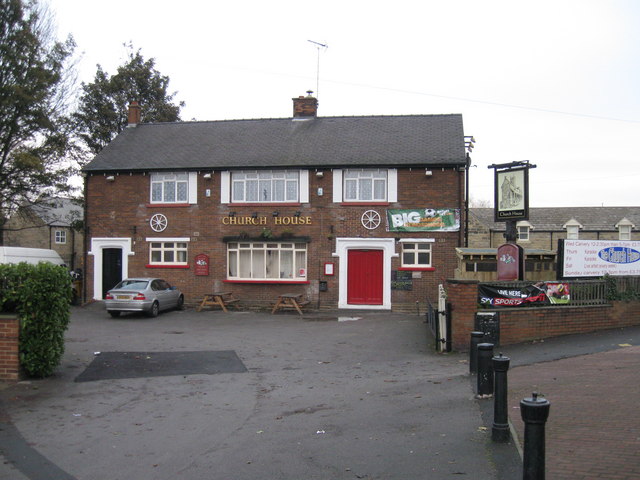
[85,167,466,311]
[447,279,640,350]
[0,315,20,381]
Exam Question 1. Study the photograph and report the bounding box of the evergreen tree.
[74,45,184,157]
[0,0,77,243]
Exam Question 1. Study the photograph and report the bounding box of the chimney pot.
[127,101,141,127]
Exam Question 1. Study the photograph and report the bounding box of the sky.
[48,0,640,207]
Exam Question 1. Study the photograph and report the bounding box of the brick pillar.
[446,279,479,351]
[0,315,19,381]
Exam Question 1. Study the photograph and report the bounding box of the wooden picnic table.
[271,293,310,315]
[196,291,240,313]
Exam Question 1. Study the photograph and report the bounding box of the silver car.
[104,278,184,318]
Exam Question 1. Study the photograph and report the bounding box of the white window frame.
[332,168,397,203]
[399,238,434,268]
[54,230,67,244]
[344,168,387,202]
[227,241,307,281]
[616,218,634,241]
[517,226,529,241]
[619,224,632,241]
[150,172,197,204]
[230,170,300,203]
[566,225,579,240]
[146,237,190,265]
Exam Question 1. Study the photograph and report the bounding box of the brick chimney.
[127,101,141,127]
[292,91,318,119]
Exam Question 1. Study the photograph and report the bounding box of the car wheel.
[176,295,184,310]
[108,311,120,318]
[147,301,159,318]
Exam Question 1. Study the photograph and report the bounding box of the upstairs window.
[566,225,579,240]
[55,230,67,244]
[517,226,530,241]
[151,172,189,204]
[619,224,632,241]
[344,169,387,202]
[616,218,634,241]
[231,170,299,203]
[563,218,582,240]
[516,221,532,242]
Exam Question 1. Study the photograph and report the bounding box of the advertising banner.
[479,282,570,307]
[387,208,460,232]
[561,240,640,277]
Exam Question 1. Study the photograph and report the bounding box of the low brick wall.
[0,314,20,381]
[447,279,640,351]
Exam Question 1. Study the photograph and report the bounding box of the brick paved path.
[508,345,640,480]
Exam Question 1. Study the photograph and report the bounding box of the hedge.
[0,262,72,377]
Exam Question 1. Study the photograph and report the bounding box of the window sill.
[224,279,310,284]
[340,202,389,206]
[398,267,435,272]
[228,202,301,207]
[146,203,191,208]
[146,264,190,269]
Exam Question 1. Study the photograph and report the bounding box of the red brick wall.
[0,315,20,381]
[85,167,467,310]
[447,279,640,350]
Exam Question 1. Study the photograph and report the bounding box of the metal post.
[492,353,511,442]
[476,343,494,397]
[469,331,484,374]
[520,392,550,480]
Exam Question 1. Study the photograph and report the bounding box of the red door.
[347,250,383,305]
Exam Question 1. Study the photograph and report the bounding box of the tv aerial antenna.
[308,40,328,99]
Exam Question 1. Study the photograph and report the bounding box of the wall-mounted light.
[252,212,258,219]
[425,169,433,176]
[294,211,301,217]
[272,211,279,217]
[106,175,115,182]
[316,171,324,178]
[228,212,236,218]
[203,172,212,179]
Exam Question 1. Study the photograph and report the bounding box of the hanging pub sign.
[488,161,535,223]
[494,166,529,221]
[387,208,460,232]
[194,253,210,276]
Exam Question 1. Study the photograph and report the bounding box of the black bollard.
[476,343,494,397]
[491,353,511,442]
[520,392,550,480]
[469,331,484,374]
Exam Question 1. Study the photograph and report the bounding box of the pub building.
[82,93,470,312]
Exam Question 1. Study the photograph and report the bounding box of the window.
[231,170,299,203]
[616,219,634,240]
[227,242,307,280]
[344,169,387,202]
[149,241,188,265]
[151,172,189,203]
[563,218,582,240]
[566,225,579,240]
[55,230,67,244]
[619,224,632,241]
[400,240,433,268]
[517,226,530,241]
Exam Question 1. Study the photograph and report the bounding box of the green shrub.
[0,262,72,377]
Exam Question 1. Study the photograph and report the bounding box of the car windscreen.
[114,280,149,290]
